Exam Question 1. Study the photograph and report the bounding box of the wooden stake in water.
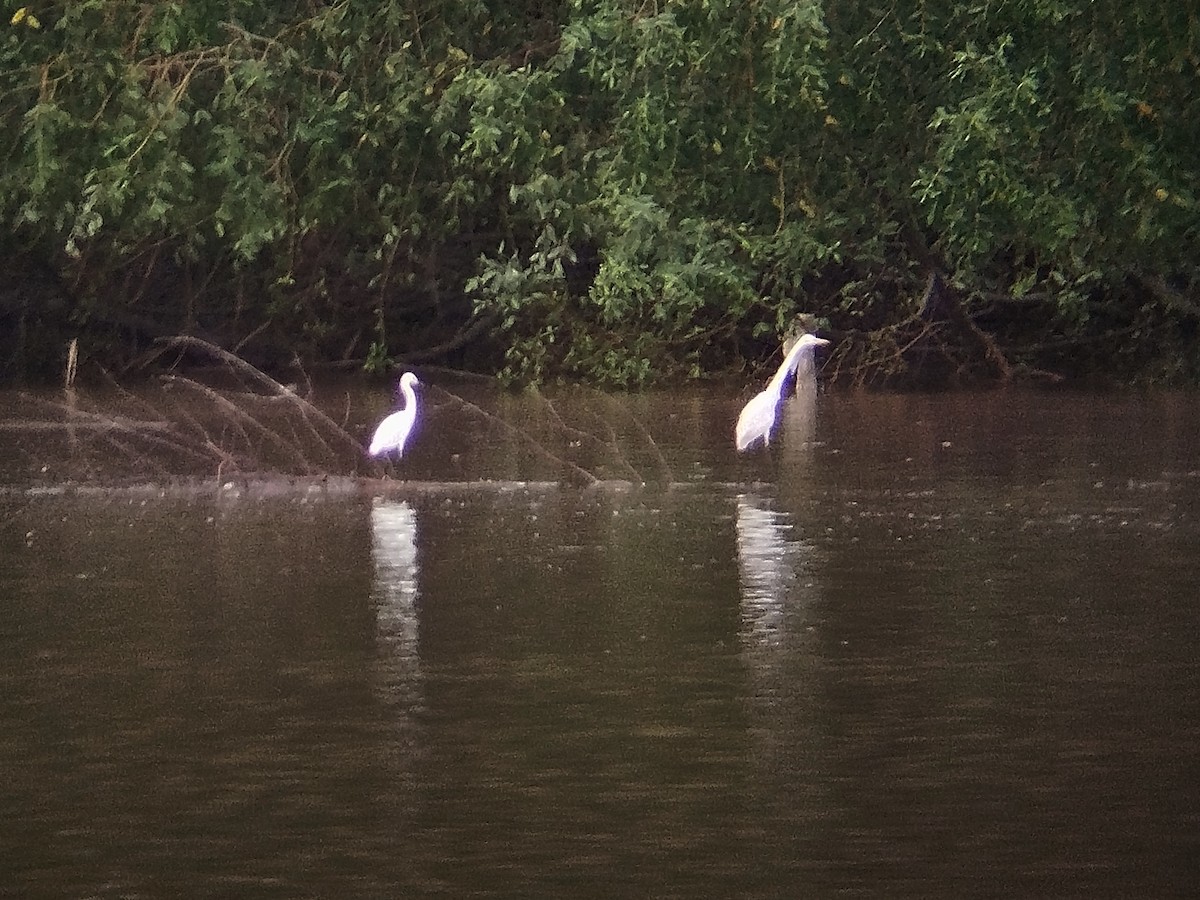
[64,338,78,390]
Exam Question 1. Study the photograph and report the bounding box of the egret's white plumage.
[735,334,829,452]
[368,372,421,458]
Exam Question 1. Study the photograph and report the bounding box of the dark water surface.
[2,389,1200,897]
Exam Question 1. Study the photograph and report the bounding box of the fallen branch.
[155,334,364,461]
[433,387,600,487]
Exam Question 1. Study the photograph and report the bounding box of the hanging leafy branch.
[0,0,1196,385]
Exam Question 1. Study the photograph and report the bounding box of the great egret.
[368,372,421,458]
[735,334,829,452]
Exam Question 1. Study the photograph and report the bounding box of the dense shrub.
[1,1,1196,384]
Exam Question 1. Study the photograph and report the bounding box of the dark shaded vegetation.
[1,1,1196,387]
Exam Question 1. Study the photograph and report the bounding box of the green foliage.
[0,0,1197,384]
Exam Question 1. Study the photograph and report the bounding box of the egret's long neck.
[401,384,416,409]
[767,340,811,394]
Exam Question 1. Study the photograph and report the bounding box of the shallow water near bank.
[2,386,1199,897]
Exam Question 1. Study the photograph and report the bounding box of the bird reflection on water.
[369,500,423,714]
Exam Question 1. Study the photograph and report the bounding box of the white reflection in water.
[369,500,422,710]
[735,493,825,798]
[735,494,814,647]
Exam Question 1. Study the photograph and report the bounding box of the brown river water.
[1,384,1199,897]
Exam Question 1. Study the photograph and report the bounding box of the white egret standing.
[735,334,829,453]
[368,372,421,458]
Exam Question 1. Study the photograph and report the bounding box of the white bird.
[735,334,830,453]
[368,372,421,458]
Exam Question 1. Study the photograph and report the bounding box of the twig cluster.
[8,336,365,483]
[3,337,672,486]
